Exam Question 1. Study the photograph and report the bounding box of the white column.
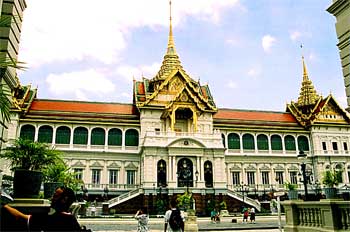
[52,126,57,145]
[34,124,39,141]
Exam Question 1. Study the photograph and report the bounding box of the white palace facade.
[1,0,350,214]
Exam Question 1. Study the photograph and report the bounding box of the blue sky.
[18,0,345,111]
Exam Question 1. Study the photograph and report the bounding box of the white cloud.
[19,0,240,67]
[247,67,261,77]
[46,69,116,100]
[116,63,161,82]
[262,35,276,53]
[228,80,237,89]
[290,30,301,42]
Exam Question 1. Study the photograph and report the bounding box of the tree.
[0,138,62,171]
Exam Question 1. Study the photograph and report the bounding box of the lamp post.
[103,186,109,200]
[298,150,309,200]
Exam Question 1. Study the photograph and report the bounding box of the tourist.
[250,207,256,223]
[242,206,249,223]
[135,207,149,232]
[2,186,88,231]
[164,199,185,232]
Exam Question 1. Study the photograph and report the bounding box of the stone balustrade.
[282,199,350,232]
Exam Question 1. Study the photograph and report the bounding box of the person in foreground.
[164,199,184,232]
[134,207,149,232]
[3,186,83,231]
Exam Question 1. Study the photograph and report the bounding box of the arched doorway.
[157,160,167,187]
[177,158,193,188]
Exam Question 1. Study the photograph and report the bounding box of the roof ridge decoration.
[287,57,350,127]
[153,0,184,82]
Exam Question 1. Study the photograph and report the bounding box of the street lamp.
[298,150,309,200]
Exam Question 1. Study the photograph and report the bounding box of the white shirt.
[164,208,185,232]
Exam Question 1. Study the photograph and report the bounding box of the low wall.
[282,199,350,232]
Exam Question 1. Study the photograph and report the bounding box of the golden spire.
[297,56,320,107]
[153,0,183,81]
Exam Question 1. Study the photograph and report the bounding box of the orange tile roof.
[214,109,297,123]
[29,100,135,115]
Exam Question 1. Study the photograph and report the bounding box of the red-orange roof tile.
[214,109,297,122]
[29,100,135,115]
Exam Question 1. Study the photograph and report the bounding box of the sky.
[17,0,346,112]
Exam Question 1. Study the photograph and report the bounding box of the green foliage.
[219,200,227,210]
[43,159,84,192]
[155,199,166,214]
[0,84,11,123]
[284,182,297,190]
[322,169,343,187]
[177,191,192,211]
[0,138,62,171]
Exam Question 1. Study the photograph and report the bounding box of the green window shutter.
[91,128,105,145]
[108,128,122,146]
[298,136,309,151]
[257,134,268,150]
[271,135,282,150]
[73,127,88,144]
[19,125,35,141]
[243,134,255,150]
[228,133,240,149]
[38,125,53,143]
[284,135,296,151]
[125,129,139,146]
[56,126,71,144]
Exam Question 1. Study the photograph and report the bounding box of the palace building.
[1,0,350,214]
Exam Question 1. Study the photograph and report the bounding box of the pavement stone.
[79,215,285,232]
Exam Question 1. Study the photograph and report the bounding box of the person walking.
[250,207,256,223]
[242,207,249,223]
[134,207,149,232]
[164,199,185,232]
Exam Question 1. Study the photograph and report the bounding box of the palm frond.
[0,84,12,123]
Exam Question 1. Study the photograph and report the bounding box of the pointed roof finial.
[167,0,176,55]
[297,53,320,107]
[153,0,183,81]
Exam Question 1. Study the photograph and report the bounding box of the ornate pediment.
[125,162,138,169]
[108,161,121,169]
[72,160,85,167]
[230,164,241,171]
[167,138,205,148]
[90,161,103,168]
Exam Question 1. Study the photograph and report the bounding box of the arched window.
[284,135,296,151]
[38,125,53,143]
[257,134,268,150]
[242,134,255,150]
[298,136,309,151]
[157,160,167,187]
[271,135,282,150]
[56,126,71,144]
[73,127,88,145]
[125,129,139,146]
[221,134,226,148]
[19,125,35,141]
[204,161,213,187]
[91,128,105,145]
[228,133,240,149]
[108,128,122,146]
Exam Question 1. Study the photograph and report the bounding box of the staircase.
[108,188,144,208]
[227,188,261,212]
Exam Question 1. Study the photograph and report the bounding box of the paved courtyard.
[79,215,285,232]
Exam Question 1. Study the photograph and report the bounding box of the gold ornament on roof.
[153,0,183,81]
[297,56,321,106]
